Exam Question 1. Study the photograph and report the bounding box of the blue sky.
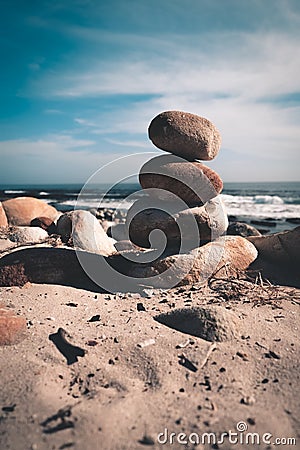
[1,0,300,184]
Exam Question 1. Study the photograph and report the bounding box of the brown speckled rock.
[247,226,300,287]
[247,226,300,263]
[0,202,8,227]
[126,196,228,249]
[2,197,59,226]
[139,154,223,206]
[129,236,258,288]
[0,306,27,345]
[148,111,221,160]
[154,306,239,341]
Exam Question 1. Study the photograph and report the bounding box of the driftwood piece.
[0,247,150,293]
[0,247,103,292]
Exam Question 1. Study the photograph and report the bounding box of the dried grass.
[207,266,300,307]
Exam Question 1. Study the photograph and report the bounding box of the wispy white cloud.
[105,137,151,148]
[35,30,300,101]
[74,117,98,126]
[44,109,64,114]
[0,135,96,158]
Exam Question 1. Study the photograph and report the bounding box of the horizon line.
[1,180,300,187]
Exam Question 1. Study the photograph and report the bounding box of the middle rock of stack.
[126,110,228,252]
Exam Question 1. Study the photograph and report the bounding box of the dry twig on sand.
[207,269,299,307]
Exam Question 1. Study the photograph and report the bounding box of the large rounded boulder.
[148,110,221,160]
[139,154,223,206]
[0,202,8,227]
[126,196,228,250]
[2,197,59,226]
[129,236,258,288]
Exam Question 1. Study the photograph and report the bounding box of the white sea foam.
[54,198,134,210]
[42,198,61,205]
[221,194,300,219]
[4,190,26,194]
[48,193,300,220]
[253,195,284,204]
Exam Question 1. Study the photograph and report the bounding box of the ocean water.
[222,181,300,218]
[0,182,299,233]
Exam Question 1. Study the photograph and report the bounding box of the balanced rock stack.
[126,111,228,252]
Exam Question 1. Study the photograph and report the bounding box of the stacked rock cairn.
[125,110,228,255]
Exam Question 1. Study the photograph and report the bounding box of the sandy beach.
[0,277,299,450]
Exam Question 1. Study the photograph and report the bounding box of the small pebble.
[137,338,155,348]
[88,315,101,322]
[241,395,255,405]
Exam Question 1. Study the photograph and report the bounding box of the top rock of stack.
[148,110,221,161]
